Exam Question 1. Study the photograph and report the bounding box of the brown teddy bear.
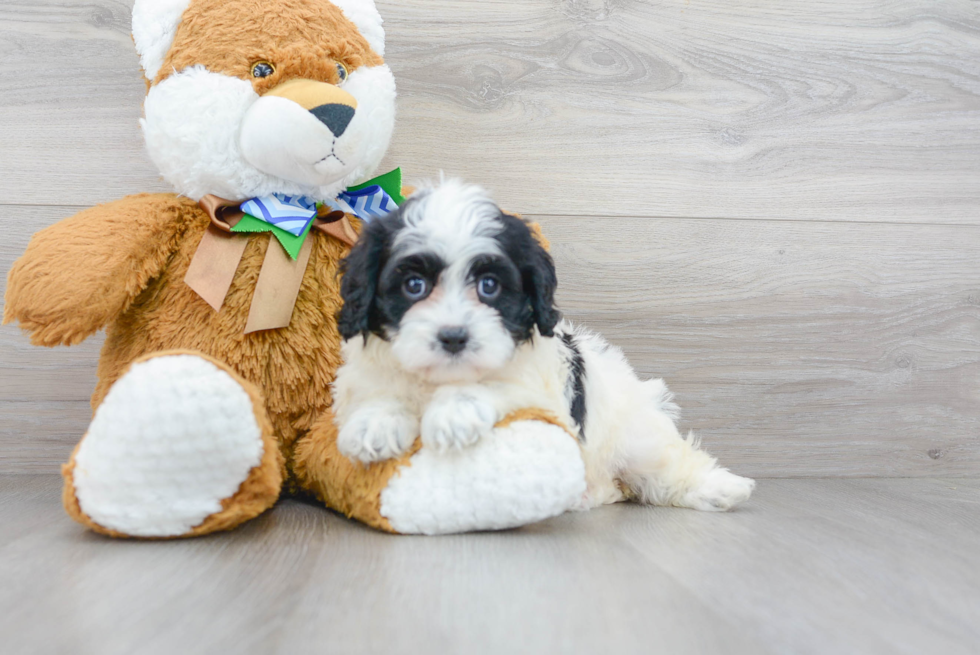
[3,0,586,537]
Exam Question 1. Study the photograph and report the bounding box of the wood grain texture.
[3,206,979,476]
[0,402,91,475]
[383,0,980,223]
[1,1,980,222]
[542,214,980,477]
[1,475,978,655]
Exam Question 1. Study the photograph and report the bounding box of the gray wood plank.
[385,0,980,223]
[2,1,980,222]
[3,206,979,477]
[544,214,980,478]
[1,475,978,655]
[0,476,771,655]
[614,477,980,655]
[0,205,103,412]
[0,402,90,474]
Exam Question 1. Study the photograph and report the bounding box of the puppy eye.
[477,275,501,300]
[335,62,349,83]
[403,276,428,300]
[251,61,275,78]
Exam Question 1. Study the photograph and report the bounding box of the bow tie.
[242,184,399,236]
[185,168,405,333]
[236,183,400,260]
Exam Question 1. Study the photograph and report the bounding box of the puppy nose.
[310,104,355,137]
[437,327,469,354]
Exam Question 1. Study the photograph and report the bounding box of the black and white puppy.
[333,180,754,511]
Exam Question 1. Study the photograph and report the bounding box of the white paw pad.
[73,355,264,537]
[684,469,756,512]
[420,393,496,453]
[337,406,417,463]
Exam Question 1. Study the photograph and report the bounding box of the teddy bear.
[3,0,586,537]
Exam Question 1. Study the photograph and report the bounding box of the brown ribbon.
[184,195,358,334]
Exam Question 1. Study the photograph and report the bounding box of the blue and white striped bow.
[240,195,318,236]
[240,185,398,237]
[322,184,400,220]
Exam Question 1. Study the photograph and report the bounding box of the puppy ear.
[498,213,561,338]
[337,218,390,341]
[523,236,561,337]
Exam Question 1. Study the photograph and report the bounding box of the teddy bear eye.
[251,61,275,78]
[335,62,349,83]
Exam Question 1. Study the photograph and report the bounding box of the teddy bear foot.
[63,352,282,538]
[379,419,587,535]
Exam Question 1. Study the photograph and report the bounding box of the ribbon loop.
[240,194,318,237]
[185,169,403,333]
[322,185,398,222]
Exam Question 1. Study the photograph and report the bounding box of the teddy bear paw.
[70,354,267,537]
[379,419,586,535]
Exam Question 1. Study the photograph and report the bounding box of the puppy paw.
[421,391,497,453]
[682,468,756,512]
[338,406,418,464]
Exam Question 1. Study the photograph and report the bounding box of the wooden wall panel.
[541,214,980,478]
[1,1,978,476]
[1,1,979,222]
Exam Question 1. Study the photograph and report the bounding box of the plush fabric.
[158,0,382,88]
[5,190,349,488]
[61,351,283,539]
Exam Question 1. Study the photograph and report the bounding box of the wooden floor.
[1,475,978,655]
[1,1,979,653]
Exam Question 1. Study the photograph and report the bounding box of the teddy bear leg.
[294,409,586,535]
[62,351,283,538]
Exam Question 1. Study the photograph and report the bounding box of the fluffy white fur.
[74,355,264,537]
[386,182,517,383]
[379,420,586,535]
[142,64,396,202]
[132,0,192,81]
[334,181,756,512]
[136,0,396,201]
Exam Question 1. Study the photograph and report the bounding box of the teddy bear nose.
[310,104,355,137]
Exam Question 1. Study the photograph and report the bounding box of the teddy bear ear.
[132,0,192,81]
[331,0,386,58]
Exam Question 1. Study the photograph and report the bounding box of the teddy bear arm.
[3,194,195,346]
[294,408,586,535]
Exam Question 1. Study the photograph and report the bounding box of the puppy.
[332,180,755,511]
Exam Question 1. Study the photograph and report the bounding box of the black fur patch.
[466,253,530,342]
[375,250,446,332]
[492,212,561,339]
[560,332,587,441]
[336,209,404,340]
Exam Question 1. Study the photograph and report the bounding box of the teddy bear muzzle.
[240,78,362,187]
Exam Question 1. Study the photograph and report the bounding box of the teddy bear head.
[133,0,395,202]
